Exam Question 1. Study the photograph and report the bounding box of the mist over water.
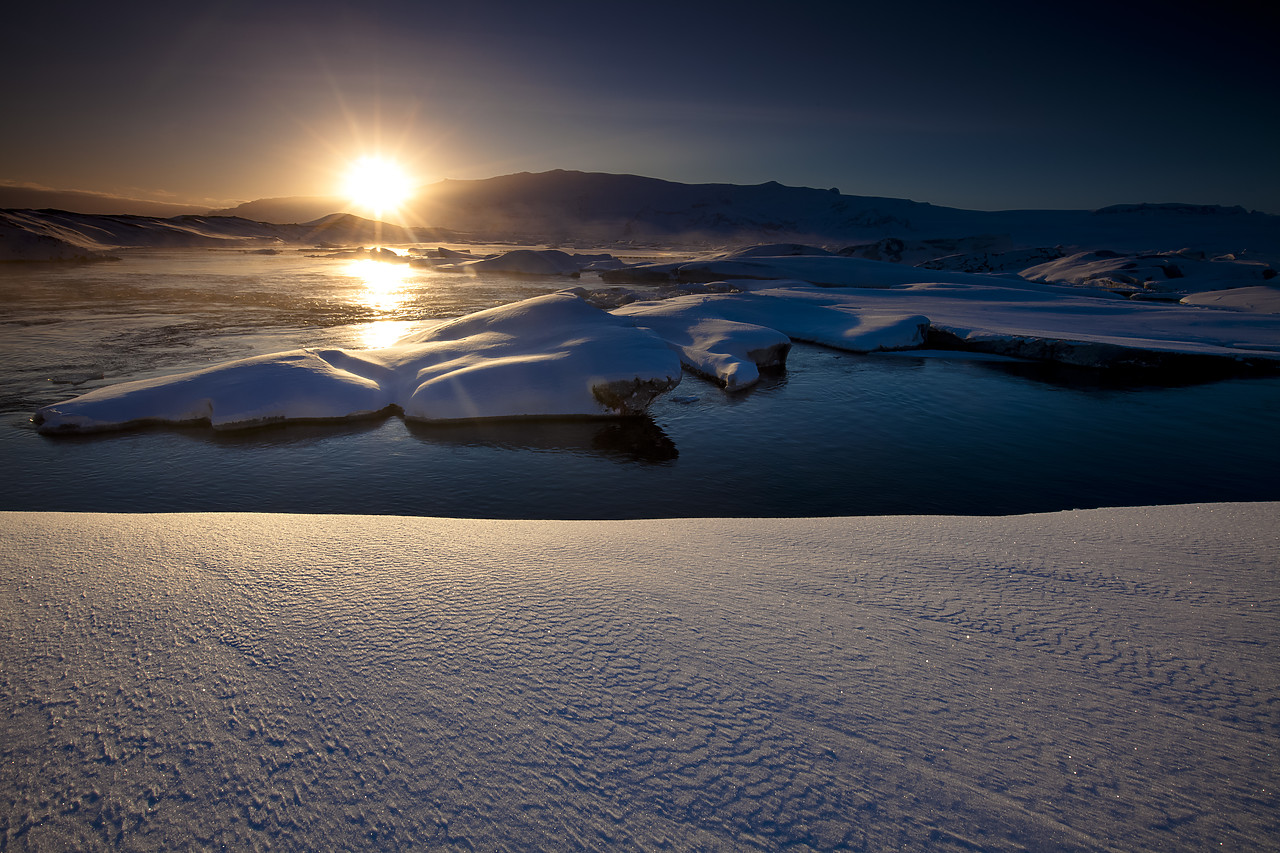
[3,248,1278,517]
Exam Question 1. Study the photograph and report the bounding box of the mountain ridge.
[211,170,1280,251]
[0,185,211,218]
[5,170,1278,259]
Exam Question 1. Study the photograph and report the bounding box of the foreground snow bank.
[35,293,683,433]
[3,503,1276,851]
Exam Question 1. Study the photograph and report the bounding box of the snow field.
[2,505,1277,851]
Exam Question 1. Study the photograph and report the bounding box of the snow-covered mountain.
[5,170,1279,260]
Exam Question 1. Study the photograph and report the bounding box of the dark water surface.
[3,249,1278,517]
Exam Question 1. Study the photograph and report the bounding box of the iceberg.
[35,293,683,433]
[756,280,1280,368]
[615,292,926,388]
[1021,248,1276,296]
[603,246,1280,371]
[33,349,396,433]
[393,294,681,419]
[456,248,592,276]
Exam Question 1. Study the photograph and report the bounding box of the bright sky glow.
[1,2,1277,213]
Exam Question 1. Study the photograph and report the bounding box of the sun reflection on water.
[347,258,414,313]
[343,258,426,348]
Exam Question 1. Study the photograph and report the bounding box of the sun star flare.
[343,156,413,216]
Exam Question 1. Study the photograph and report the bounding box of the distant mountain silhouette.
[209,196,350,224]
[6,171,1277,256]
[0,185,209,217]
[216,170,1280,251]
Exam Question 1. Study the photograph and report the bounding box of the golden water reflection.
[347,258,414,313]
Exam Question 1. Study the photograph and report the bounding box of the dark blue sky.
[3,0,1276,211]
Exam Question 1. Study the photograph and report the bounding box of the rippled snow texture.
[3,506,1277,850]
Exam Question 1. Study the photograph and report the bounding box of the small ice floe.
[457,248,606,277]
[311,246,408,261]
[34,293,683,434]
[47,369,106,386]
[1181,285,1280,314]
[839,235,1014,266]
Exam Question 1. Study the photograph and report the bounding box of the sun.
[342,156,413,216]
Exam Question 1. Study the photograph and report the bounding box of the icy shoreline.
[32,246,1280,435]
[3,504,1277,850]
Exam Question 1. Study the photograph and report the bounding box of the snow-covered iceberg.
[610,305,792,390]
[35,349,397,433]
[392,293,681,419]
[35,293,683,433]
[456,248,589,276]
[614,292,926,388]
[408,248,618,277]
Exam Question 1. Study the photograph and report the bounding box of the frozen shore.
[3,504,1276,851]
[31,246,1280,434]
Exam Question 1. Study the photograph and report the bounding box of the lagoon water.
[3,249,1278,518]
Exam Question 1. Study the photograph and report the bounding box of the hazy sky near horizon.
[3,0,1277,212]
